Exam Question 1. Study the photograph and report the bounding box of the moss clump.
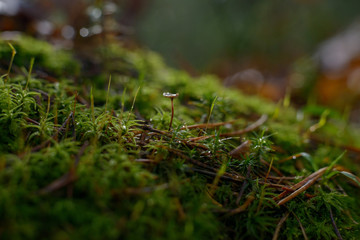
[0,35,79,76]
[1,36,360,240]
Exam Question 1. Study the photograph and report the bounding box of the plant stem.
[169,98,174,131]
[105,75,111,112]
[25,57,35,90]
[329,207,343,240]
[5,43,16,83]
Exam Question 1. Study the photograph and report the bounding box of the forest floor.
[1,35,360,240]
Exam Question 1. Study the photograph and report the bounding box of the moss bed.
[1,35,360,239]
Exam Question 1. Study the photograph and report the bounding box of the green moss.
[0,35,79,76]
[1,36,360,240]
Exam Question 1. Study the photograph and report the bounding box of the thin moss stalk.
[5,43,16,83]
[25,57,35,90]
[163,92,179,130]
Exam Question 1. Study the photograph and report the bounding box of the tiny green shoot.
[127,86,141,122]
[25,57,35,90]
[5,42,16,83]
[105,75,111,112]
[205,95,217,132]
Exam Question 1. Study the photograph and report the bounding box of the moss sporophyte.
[163,92,179,131]
[2,36,360,240]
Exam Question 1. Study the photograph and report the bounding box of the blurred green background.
[136,0,360,73]
[1,0,360,73]
[2,0,360,106]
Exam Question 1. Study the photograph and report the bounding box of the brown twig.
[229,140,251,159]
[38,141,89,195]
[291,210,309,240]
[24,117,40,125]
[272,212,290,240]
[236,165,251,205]
[277,167,327,205]
[186,167,244,183]
[134,158,157,163]
[225,193,255,216]
[265,175,302,181]
[329,207,344,240]
[221,114,268,137]
[188,115,268,142]
[31,88,51,102]
[181,120,237,130]
[274,167,327,202]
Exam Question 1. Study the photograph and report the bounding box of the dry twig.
[272,212,290,240]
[188,115,268,142]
